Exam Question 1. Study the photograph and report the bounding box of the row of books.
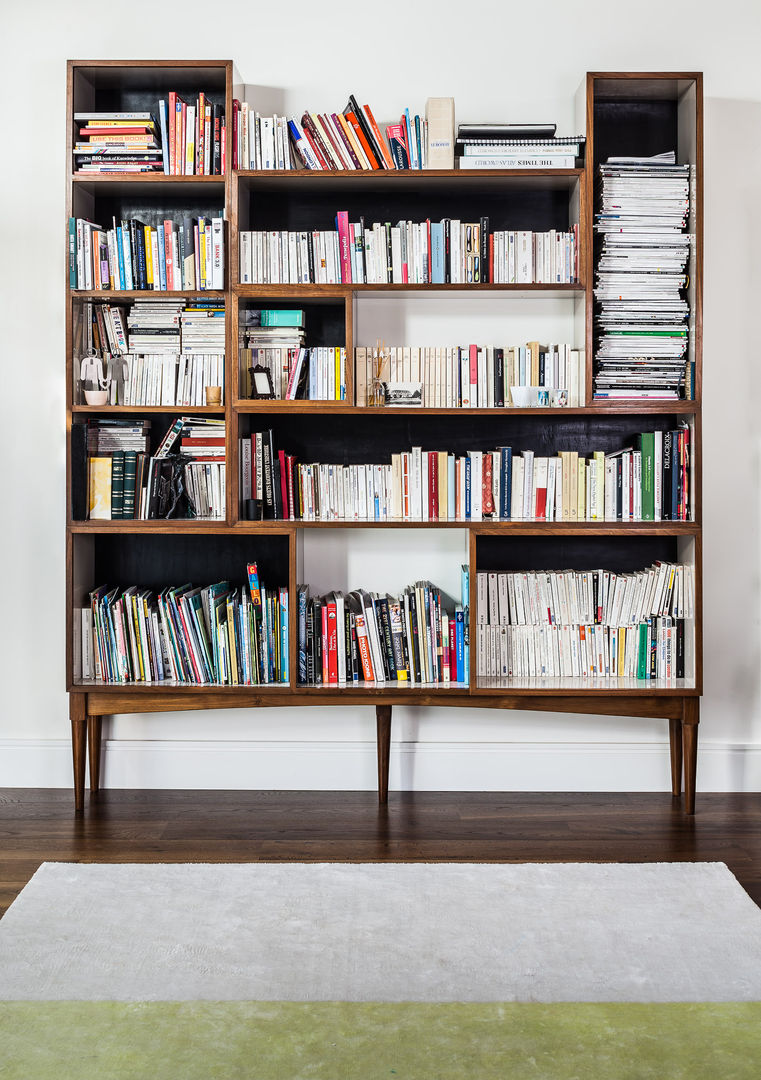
[119,352,224,407]
[476,563,693,680]
[297,569,469,686]
[238,220,579,286]
[476,618,686,681]
[80,565,287,685]
[159,93,225,175]
[69,216,224,292]
[238,428,690,523]
[232,96,440,172]
[83,418,226,520]
[354,343,583,409]
[594,153,691,400]
[241,347,347,401]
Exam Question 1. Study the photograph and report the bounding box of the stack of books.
[593,153,692,400]
[297,569,469,685]
[156,416,226,520]
[73,112,162,173]
[454,123,584,170]
[127,299,184,352]
[476,563,694,681]
[80,563,288,685]
[84,419,151,521]
[180,301,226,352]
[158,92,225,175]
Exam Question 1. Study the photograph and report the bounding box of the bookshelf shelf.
[72,404,226,415]
[65,62,703,815]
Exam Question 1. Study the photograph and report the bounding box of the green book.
[637,623,648,679]
[260,309,305,328]
[639,432,655,521]
[122,451,138,519]
[110,451,125,520]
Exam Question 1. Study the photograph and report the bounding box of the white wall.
[2,0,760,792]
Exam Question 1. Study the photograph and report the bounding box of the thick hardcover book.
[377,597,396,679]
[110,450,125,520]
[457,124,558,140]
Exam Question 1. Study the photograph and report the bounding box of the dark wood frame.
[66,64,703,813]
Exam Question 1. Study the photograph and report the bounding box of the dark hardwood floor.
[2,789,761,917]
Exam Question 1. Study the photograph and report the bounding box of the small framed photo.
[249,365,274,400]
[384,381,423,407]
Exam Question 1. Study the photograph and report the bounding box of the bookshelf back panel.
[70,190,226,228]
[239,413,689,465]
[592,100,680,167]
[91,534,289,591]
[239,186,577,236]
[475,534,679,573]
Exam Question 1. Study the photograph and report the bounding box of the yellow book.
[577,458,586,521]
[335,347,341,401]
[131,594,146,681]
[88,456,112,520]
[226,596,239,686]
[143,225,154,287]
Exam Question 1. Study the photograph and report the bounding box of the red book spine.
[535,485,547,520]
[429,452,438,520]
[469,344,478,403]
[362,104,395,170]
[321,603,329,683]
[332,113,361,168]
[221,117,226,174]
[482,454,495,516]
[286,454,296,521]
[327,602,338,684]
[449,619,457,681]
[301,114,332,170]
[232,100,239,171]
[335,211,352,283]
[489,232,494,281]
[278,449,288,517]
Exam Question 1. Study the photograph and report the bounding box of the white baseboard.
[1,738,760,792]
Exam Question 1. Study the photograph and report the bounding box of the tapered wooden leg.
[669,716,683,797]
[682,697,699,815]
[376,705,392,805]
[70,694,87,812]
[88,714,102,793]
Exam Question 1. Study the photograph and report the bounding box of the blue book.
[121,224,134,290]
[68,218,77,288]
[404,108,416,169]
[115,226,126,291]
[499,447,513,519]
[157,226,167,291]
[279,588,289,684]
[464,457,472,519]
[455,608,465,683]
[430,222,445,283]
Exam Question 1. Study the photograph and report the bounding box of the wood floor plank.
[1,789,760,916]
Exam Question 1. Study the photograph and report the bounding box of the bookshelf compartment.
[236,171,582,234]
[236,294,349,401]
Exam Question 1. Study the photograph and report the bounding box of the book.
[425,98,455,170]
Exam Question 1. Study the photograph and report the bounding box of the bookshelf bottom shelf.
[68,689,699,815]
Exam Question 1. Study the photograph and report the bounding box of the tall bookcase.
[66,64,703,811]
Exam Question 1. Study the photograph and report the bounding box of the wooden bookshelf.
[66,64,703,814]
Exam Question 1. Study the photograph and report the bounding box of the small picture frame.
[249,365,274,400]
[384,381,423,407]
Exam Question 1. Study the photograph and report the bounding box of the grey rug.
[2,862,760,1002]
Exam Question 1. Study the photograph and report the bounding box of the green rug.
[1,1002,759,1079]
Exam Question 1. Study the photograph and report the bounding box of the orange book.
[345,111,380,170]
[337,112,370,169]
[362,104,395,169]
